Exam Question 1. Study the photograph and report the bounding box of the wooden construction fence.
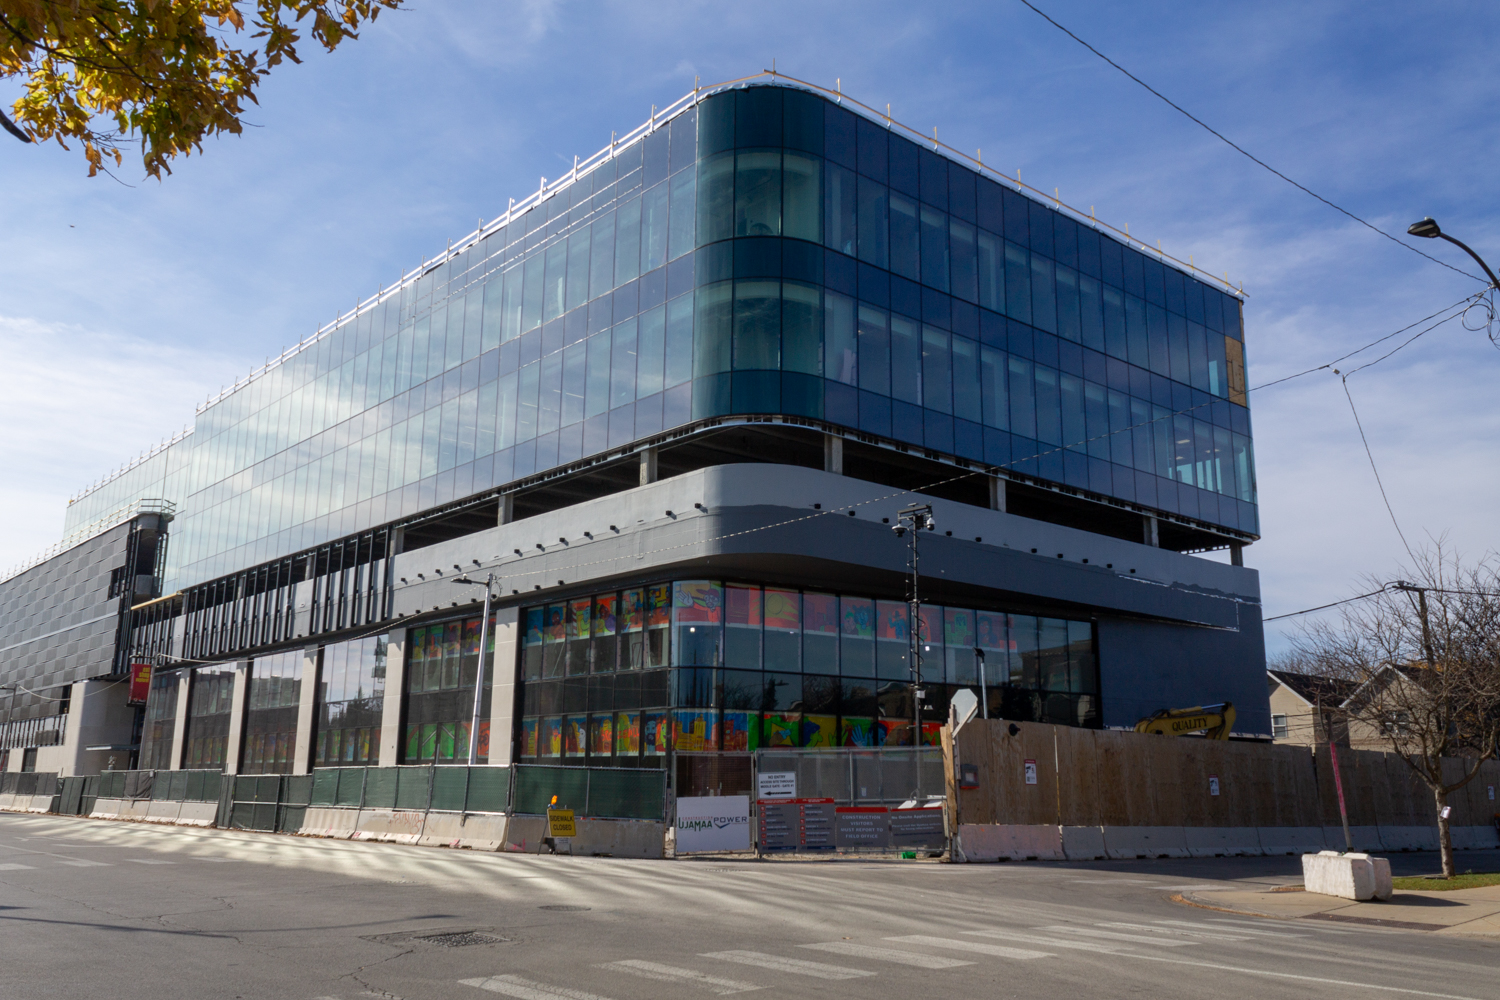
[952,719,1500,830]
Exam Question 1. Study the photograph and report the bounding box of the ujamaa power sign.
[675,795,751,853]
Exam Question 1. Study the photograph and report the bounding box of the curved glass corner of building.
[687,83,1257,538]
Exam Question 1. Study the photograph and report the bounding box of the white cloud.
[0,315,231,570]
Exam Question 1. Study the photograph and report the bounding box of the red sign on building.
[127,663,152,706]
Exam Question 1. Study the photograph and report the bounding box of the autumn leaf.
[0,1,403,177]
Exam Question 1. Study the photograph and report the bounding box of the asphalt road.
[1,812,1495,1000]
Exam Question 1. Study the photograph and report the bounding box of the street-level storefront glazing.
[514,579,1097,766]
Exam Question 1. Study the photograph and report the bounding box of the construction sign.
[546,808,576,838]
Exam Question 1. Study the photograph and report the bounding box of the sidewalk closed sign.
[676,796,751,853]
[546,809,575,838]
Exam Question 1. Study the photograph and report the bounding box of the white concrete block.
[1257,826,1326,855]
[1378,825,1439,851]
[1303,850,1391,900]
[1061,825,1107,860]
[1185,827,1262,857]
[954,824,1064,861]
[1102,826,1191,859]
[1450,825,1500,850]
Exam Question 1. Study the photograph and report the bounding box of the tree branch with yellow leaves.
[0,0,401,177]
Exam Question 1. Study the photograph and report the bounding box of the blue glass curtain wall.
[689,85,1256,538]
[145,83,1254,594]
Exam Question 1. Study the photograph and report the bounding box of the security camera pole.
[894,503,935,799]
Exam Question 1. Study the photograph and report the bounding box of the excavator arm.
[1134,702,1236,740]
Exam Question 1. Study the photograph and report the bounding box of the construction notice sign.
[546,809,576,838]
[127,663,152,706]
[758,798,835,851]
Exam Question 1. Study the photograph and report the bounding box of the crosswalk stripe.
[1096,922,1249,942]
[459,974,614,1000]
[600,960,762,994]
[801,941,975,968]
[884,935,1052,960]
[128,859,174,865]
[961,929,1136,954]
[56,859,110,867]
[0,863,35,871]
[1155,919,1300,939]
[699,951,875,980]
[1037,926,1195,947]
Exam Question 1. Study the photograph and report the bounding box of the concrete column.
[222,660,250,776]
[639,446,658,486]
[291,647,319,775]
[989,475,1007,513]
[169,671,192,770]
[1230,542,1245,567]
[1143,514,1160,547]
[823,434,843,475]
[487,607,520,766]
[498,493,514,526]
[378,628,407,768]
[56,681,85,778]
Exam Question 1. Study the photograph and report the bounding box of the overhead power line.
[1016,0,1486,285]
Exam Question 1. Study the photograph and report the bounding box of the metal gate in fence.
[750,748,947,855]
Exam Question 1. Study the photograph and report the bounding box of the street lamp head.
[1408,217,1442,239]
[448,576,474,585]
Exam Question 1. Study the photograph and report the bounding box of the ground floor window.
[183,664,236,769]
[139,669,180,771]
[514,579,1099,761]
[316,636,386,767]
[401,615,493,764]
[241,651,303,775]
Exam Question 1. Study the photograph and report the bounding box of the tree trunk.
[1435,786,1454,878]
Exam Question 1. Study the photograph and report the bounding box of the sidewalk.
[1180,883,1500,938]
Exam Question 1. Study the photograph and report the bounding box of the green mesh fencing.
[309,769,340,806]
[281,774,313,807]
[586,768,666,820]
[363,768,398,809]
[465,767,509,813]
[430,767,468,812]
[514,765,588,816]
[334,768,366,807]
[97,771,124,798]
[395,766,431,810]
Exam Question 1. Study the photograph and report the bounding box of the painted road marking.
[699,950,875,981]
[1096,922,1249,942]
[56,859,110,867]
[0,863,36,870]
[962,929,1138,954]
[460,974,614,1000]
[601,959,762,994]
[1156,919,1300,938]
[884,935,1052,960]
[801,941,975,968]
[1039,926,1196,947]
[128,859,175,865]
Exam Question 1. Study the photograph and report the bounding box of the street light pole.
[1407,218,1500,289]
[450,573,496,765]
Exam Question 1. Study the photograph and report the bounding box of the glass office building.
[5,76,1268,784]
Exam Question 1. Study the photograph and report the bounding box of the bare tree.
[1291,545,1500,878]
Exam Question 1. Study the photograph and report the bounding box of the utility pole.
[1391,581,1438,671]
[893,504,934,800]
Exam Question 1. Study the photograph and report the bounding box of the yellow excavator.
[1134,702,1236,740]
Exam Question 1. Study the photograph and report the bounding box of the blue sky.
[2,0,1497,654]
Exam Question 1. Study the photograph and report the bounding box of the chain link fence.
[754,748,946,805]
